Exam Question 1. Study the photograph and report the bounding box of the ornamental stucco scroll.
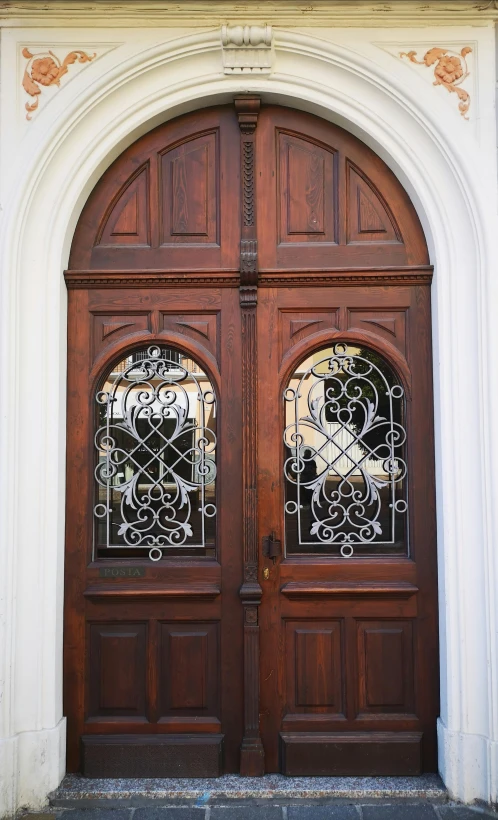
[399,46,472,119]
[22,47,96,120]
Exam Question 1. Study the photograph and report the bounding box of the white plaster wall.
[0,9,497,814]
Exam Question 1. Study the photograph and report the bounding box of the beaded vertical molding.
[235,94,265,777]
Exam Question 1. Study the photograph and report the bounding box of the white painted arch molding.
[1,27,498,813]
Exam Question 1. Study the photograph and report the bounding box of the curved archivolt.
[94,345,216,561]
[283,343,407,557]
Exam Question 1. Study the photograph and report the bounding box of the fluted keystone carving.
[221,25,273,74]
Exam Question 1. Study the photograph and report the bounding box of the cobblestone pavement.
[23,805,498,820]
[20,776,497,820]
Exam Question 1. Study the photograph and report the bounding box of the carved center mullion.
[235,96,260,294]
[236,95,265,776]
[236,94,261,593]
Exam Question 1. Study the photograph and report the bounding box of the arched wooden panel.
[69,107,240,271]
[97,164,150,247]
[277,132,336,244]
[257,106,428,270]
[346,162,400,244]
[161,132,219,245]
[68,104,428,276]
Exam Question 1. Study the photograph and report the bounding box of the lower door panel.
[280,732,422,776]
[82,734,224,778]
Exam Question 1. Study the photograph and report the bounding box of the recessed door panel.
[286,620,344,713]
[159,622,220,718]
[278,133,336,243]
[97,164,150,247]
[357,620,415,715]
[161,133,219,245]
[346,162,401,245]
[88,623,147,718]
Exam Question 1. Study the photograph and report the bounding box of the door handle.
[262,533,282,561]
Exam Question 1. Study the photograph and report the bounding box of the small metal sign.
[99,567,146,578]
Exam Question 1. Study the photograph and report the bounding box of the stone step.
[49,775,447,808]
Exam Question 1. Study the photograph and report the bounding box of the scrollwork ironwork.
[94,345,217,561]
[284,343,407,557]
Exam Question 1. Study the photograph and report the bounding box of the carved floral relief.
[22,47,96,120]
[399,46,472,118]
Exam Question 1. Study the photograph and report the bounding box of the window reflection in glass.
[94,345,216,560]
[284,343,407,557]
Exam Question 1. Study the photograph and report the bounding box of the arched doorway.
[64,100,438,778]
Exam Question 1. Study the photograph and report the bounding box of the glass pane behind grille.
[284,343,408,557]
[94,345,216,560]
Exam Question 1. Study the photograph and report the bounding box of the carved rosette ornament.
[22,47,96,120]
[400,46,472,119]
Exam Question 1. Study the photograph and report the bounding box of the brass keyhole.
[263,567,270,580]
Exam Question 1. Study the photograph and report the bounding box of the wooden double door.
[65,101,438,778]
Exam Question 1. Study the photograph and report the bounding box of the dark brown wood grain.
[257,281,438,773]
[280,582,419,599]
[64,285,243,773]
[235,96,265,776]
[256,106,428,271]
[280,732,423,776]
[69,107,241,271]
[64,102,438,778]
[82,734,224,778]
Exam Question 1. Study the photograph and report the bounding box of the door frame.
[2,27,495,806]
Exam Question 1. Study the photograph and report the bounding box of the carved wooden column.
[235,95,265,776]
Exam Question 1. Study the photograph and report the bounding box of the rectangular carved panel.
[357,620,415,714]
[278,132,336,246]
[348,309,407,355]
[161,312,219,363]
[158,622,220,719]
[161,132,219,245]
[286,620,344,714]
[82,734,224,778]
[280,731,422,776]
[88,623,147,718]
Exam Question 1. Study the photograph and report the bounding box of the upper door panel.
[69,107,240,271]
[256,107,428,270]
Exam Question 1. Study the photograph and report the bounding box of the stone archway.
[0,27,496,812]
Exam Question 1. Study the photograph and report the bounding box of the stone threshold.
[50,774,447,807]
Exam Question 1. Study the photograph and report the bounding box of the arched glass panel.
[284,343,407,557]
[94,345,217,561]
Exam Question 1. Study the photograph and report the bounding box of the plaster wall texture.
[0,4,497,815]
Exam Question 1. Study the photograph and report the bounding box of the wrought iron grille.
[283,343,408,557]
[94,345,217,561]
